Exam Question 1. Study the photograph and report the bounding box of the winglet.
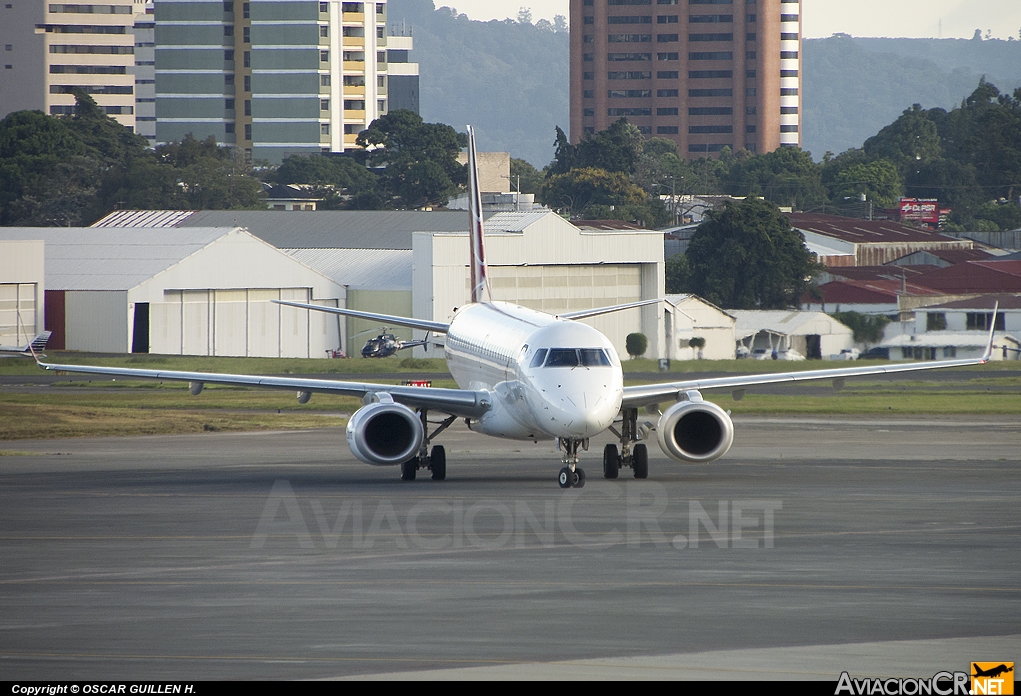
[466,125,491,304]
[981,301,999,362]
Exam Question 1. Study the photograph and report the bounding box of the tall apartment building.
[569,0,801,157]
[1,0,140,128]
[155,0,408,163]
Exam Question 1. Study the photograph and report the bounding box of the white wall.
[65,291,129,352]
[0,241,45,346]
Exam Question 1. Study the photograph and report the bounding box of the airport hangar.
[75,209,668,360]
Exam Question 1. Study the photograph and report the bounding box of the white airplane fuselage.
[443,301,624,442]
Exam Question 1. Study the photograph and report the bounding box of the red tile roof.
[789,213,966,244]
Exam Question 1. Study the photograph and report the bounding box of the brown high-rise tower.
[569,0,801,157]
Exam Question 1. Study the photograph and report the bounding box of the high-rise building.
[569,0,801,157]
[133,1,156,146]
[1,0,139,128]
[155,0,409,163]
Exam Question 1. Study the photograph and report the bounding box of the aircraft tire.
[603,444,619,479]
[633,444,648,479]
[558,467,572,488]
[430,445,446,481]
[575,467,585,488]
[401,457,417,481]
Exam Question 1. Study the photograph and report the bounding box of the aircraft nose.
[545,390,618,438]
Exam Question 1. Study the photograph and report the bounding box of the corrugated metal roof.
[180,210,469,249]
[790,213,968,244]
[730,310,849,340]
[92,210,199,227]
[482,211,553,233]
[0,227,230,290]
[90,209,472,250]
[283,248,412,290]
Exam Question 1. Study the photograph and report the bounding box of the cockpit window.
[529,348,548,368]
[542,348,611,368]
[579,348,611,366]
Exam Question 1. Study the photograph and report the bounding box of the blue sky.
[438,0,1021,40]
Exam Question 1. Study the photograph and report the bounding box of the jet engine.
[346,401,423,466]
[656,396,734,463]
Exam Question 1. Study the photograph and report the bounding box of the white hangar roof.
[0,227,231,291]
[729,310,853,341]
[283,248,412,290]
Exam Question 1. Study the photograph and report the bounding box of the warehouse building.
[0,227,343,356]
[0,240,45,350]
[732,309,853,360]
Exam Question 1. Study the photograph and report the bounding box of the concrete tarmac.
[0,416,1018,680]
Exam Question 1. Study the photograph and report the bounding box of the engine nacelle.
[656,398,734,463]
[346,401,423,466]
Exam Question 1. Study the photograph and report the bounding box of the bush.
[625,333,648,358]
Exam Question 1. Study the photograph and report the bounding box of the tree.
[725,147,827,210]
[547,119,643,176]
[539,167,669,226]
[863,104,942,176]
[625,333,647,359]
[831,311,891,347]
[665,254,690,294]
[686,198,821,309]
[509,157,543,194]
[830,158,903,208]
[357,110,466,208]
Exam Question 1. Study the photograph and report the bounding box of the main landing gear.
[401,410,456,482]
[603,408,649,480]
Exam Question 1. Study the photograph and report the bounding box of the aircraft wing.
[273,300,450,334]
[622,310,998,410]
[0,331,51,354]
[34,360,491,418]
[558,299,661,320]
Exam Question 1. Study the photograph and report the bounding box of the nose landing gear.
[557,437,587,488]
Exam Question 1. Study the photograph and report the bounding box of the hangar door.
[0,283,37,349]
[149,288,339,358]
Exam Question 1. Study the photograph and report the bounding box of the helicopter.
[359,328,429,358]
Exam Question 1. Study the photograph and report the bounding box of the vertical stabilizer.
[466,125,491,304]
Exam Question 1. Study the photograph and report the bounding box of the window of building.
[610,33,652,42]
[583,108,594,116]
[608,52,652,61]
[245,123,251,140]
[690,0,731,3]
[746,13,755,21]
[224,24,233,36]
[689,69,731,78]
[583,16,593,24]
[781,50,798,59]
[609,70,652,79]
[608,16,652,24]
[656,33,678,42]
[746,51,756,59]
[657,125,679,134]
[584,127,595,134]
[320,25,328,37]
[243,50,250,67]
[966,312,1005,331]
[780,14,798,22]
[690,14,732,22]
[344,124,360,134]
[244,99,251,116]
[688,143,729,152]
[689,51,732,60]
[781,106,798,114]
[583,35,593,43]
[344,99,365,110]
[224,1,232,11]
[746,106,756,114]
[319,1,328,11]
[343,74,364,86]
[657,15,678,23]
[780,124,798,132]
[583,53,594,61]
[225,98,235,110]
[690,125,732,133]
[583,72,594,80]
[224,49,234,60]
[746,125,756,133]
[656,70,678,78]
[689,32,732,41]
[320,50,329,61]
[657,88,678,97]
[689,106,731,115]
[320,74,330,86]
[243,2,249,18]
[781,87,798,96]
[689,88,731,96]
[745,143,756,152]
[657,0,678,4]
[781,32,798,40]
[244,74,251,91]
[657,52,678,60]
[321,123,330,135]
[927,313,947,331]
[745,87,755,96]
[608,107,652,116]
[318,98,329,111]
[583,90,595,98]
[608,89,651,97]
[745,69,755,77]
[225,122,235,133]
[657,107,678,115]
[746,32,755,41]
[780,69,798,77]
[225,73,234,86]
[609,0,652,4]
[243,26,249,43]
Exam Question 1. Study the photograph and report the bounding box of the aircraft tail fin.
[466,125,491,304]
[981,301,999,362]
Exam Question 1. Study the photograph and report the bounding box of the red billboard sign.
[899,198,940,224]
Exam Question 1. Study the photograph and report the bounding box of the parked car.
[777,349,806,361]
[833,348,860,361]
[860,347,890,360]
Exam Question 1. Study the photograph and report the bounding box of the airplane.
[28,127,1000,487]
[972,664,1013,679]
[0,331,51,354]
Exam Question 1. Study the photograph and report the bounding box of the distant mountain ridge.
[387,1,1021,165]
